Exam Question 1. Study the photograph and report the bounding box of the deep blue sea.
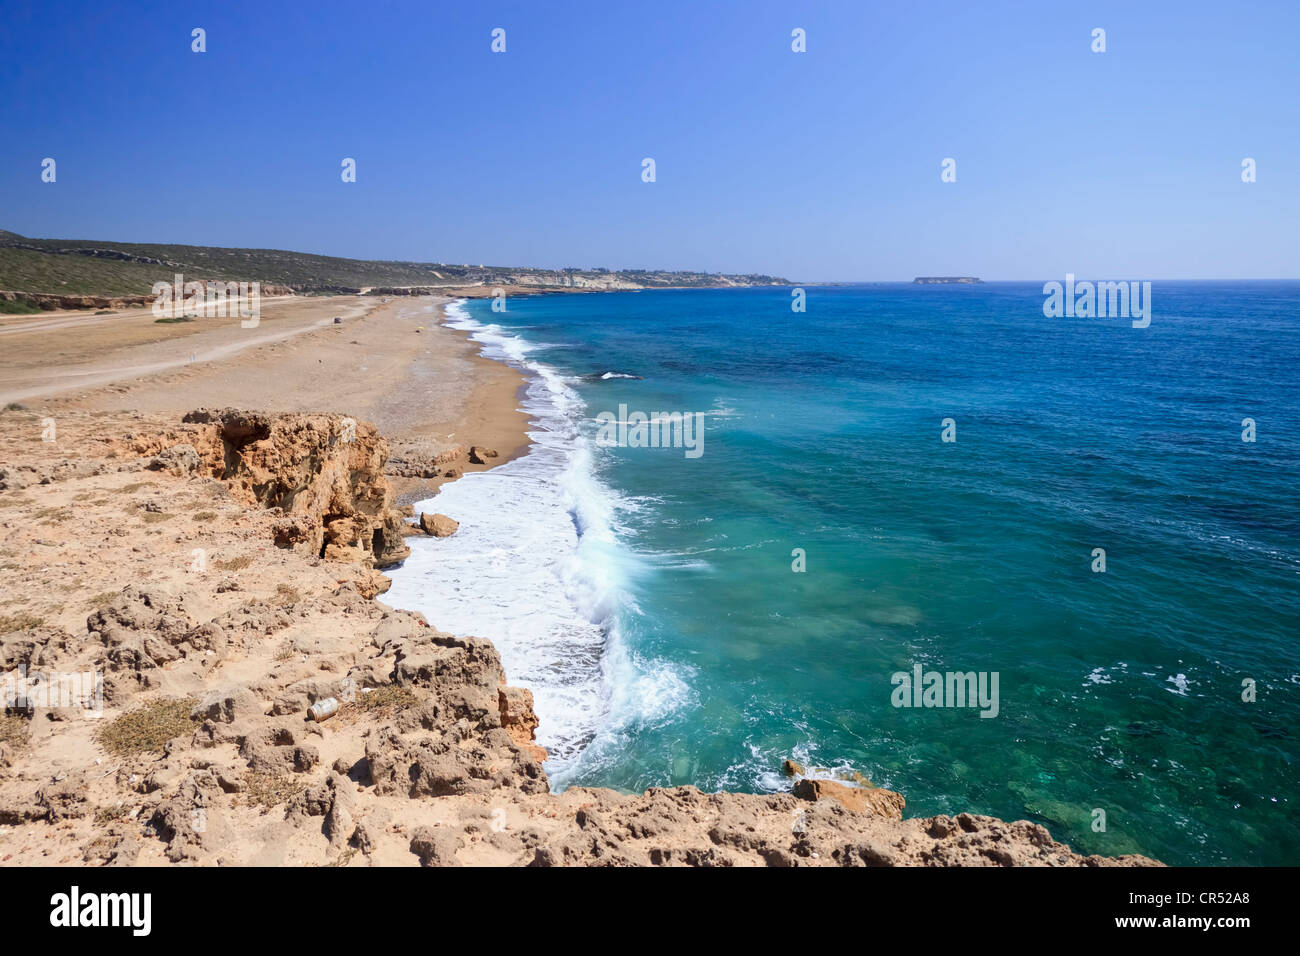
[385,282,1299,866]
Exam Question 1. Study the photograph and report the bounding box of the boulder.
[410,825,462,866]
[419,512,459,537]
[191,686,263,724]
[147,443,201,476]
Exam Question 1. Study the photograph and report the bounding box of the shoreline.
[0,292,1160,866]
[1,293,535,505]
[384,300,618,776]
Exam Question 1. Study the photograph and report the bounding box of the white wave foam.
[385,300,686,786]
[724,732,884,796]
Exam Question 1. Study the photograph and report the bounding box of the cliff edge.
[0,408,1159,866]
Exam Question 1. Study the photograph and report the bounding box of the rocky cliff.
[0,408,1159,866]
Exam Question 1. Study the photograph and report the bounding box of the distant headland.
[913,276,982,284]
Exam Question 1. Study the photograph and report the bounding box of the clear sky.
[2,0,1296,281]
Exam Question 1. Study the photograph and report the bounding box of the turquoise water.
[389,283,1299,866]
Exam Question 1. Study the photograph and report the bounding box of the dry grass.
[94,803,130,826]
[214,555,253,571]
[242,770,307,811]
[33,506,73,524]
[84,590,119,611]
[274,583,301,605]
[0,712,31,749]
[332,685,420,728]
[356,684,419,712]
[0,612,44,634]
[141,512,172,524]
[192,511,217,521]
[96,697,199,755]
[121,482,154,493]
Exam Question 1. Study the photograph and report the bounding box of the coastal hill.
[0,230,788,310]
[913,276,982,284]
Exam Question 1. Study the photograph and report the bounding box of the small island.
[913,276,982,284]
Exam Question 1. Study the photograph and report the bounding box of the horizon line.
[7,229,1300,286]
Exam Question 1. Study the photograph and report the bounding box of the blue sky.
[2,0,1297,280]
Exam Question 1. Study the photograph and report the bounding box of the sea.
[383,281,1299,865]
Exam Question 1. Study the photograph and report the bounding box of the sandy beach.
[0,293,1158,867]
[1,295,531,503]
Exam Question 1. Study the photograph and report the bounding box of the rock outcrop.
[172,408,411,567]
[0,409,1161,867]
